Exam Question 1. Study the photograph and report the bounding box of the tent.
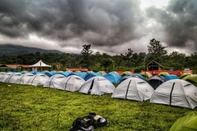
[120,73,144,83]
[147,75,165,90]
[112,77,154,101]
[30,60,51,71]
[183,75,197,87]
[121,71,132,76]
[84,72,102,81]
[0,72,13,82]
[150,79,197,109]
[169,112,197,131]
[7,73,23,83]
[79,76,115,95]
[0,72,5,79]
[58,75,85,92]
[74,72,87,79]
[163,74,179,81]
[158,72,169,76]
[140,72,152,80]
[57,71,75,77]
[44,71,58,77]
[104,72,122,84]
[16,73,35,84]
[179,73,192,79]
[43,74,66,88]
[27,74,49,86]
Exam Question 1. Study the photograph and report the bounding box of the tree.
[80,44,93,68]
[147,38,167,63]
[165,51,186,70]
[101,58,113,72]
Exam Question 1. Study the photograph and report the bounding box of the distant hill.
[0,44,63,55]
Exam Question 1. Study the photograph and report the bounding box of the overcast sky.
[0,0,196,55]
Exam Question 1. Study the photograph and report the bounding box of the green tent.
[140,72,152,80]
[179,73,192,79]
[170,112,197,131]
[183,75,197,87]
[158,72,169,76]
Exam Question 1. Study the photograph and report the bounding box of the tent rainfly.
[79,76,115,95]
[112,77,154,101]
[43,74,66,88]
[169,111,197,131]
[30,60,51,72]
[58,75,85,92]
[150,79,197,109]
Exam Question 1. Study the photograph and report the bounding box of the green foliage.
[1,40,197,71]
[147,39,167,63]
[0,83,194,131]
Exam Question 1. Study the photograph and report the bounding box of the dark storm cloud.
[0,0,146,47]
[146,0,197,51]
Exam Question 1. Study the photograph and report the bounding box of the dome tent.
[112,77,154,101]
[150,79,197,109]
[183,74,197,87]
[27,74,49,86]
[0,72,13,82]
[104,72,121,84]
[16,73,35,84]
[58,75,85,92]
[170,111,197,131]
[147,75,165,90]
[7,72,23,83]
[79,76,115,95]
[120,73,145,83]
[43,74,66,88]
[163,74,179,81]
[179,73,192,79]
[84,72,102,81]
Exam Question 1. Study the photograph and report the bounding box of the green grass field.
[0,82,196,131]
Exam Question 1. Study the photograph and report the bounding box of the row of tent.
[0,71,197,109]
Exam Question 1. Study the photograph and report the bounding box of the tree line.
[0,39,197,73]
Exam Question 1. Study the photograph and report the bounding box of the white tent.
[0,72,5,82]
[43,74,66,88]
[58,75,85,92]
[30,60,51,71]
[150,79,197,109]
[112,77,154,101]
[1,72,13,82]
[27,74,49,86]
[79,76,115,95]
[7,73,23,83]
[16,73,35,84]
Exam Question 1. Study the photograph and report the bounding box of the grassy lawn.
[0,82,196,131]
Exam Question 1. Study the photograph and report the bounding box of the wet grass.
[0,82,196,131]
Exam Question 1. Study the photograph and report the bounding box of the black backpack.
[70,113,107,131]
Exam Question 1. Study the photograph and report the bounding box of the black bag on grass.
[69,113,107,131]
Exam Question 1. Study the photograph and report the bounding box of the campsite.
[1,40,197,130]
[0,68,197,130]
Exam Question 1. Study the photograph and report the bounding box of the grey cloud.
[0,0,146,48]
[146,0,197,51]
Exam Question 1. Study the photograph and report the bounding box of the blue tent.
[164,74,179,81]
[84,72,102,81]
[57,71,75,77]
[104,72,121,84]
[74,72,87,79]
[30,71,45,75]
[44,71,58,77]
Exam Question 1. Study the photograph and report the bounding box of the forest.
[0,39,197,73]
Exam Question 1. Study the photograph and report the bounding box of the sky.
[0,0,196,55]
